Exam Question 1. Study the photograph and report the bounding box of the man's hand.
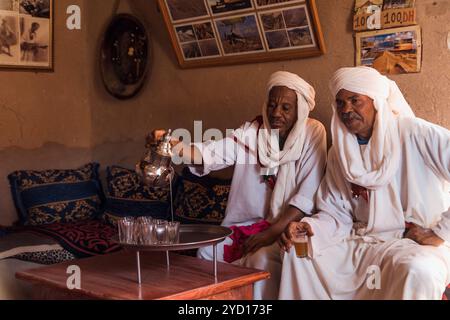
[243,228,278,255]
[404,223,444,247]
[278,221,314,252]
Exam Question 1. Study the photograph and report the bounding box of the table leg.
[166,251,170,270]
[136,250,142,285]
[213,244,218,283]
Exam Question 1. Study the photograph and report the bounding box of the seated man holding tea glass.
[151,71,327,300]
[279,66,450,300]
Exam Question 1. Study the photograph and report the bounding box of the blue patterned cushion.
[8,163,104,226]
[102,166,171,225]
[173,168,230,225]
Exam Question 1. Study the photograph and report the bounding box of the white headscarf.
[258,71,316,221]
[329,66,415,189]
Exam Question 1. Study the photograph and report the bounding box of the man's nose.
[271,105,282,117]
[341,101,353,114]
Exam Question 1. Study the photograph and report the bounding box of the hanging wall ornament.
[100,2,152,100]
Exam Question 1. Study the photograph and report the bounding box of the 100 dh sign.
[354,7,416,31]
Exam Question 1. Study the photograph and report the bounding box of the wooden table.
[16,251,270,300]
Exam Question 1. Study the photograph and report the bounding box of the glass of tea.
[292,230,309,258]
[154,219,168,244]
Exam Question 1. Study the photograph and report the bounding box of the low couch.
[0,163,231,299]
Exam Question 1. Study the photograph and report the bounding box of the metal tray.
[113,224,233,252]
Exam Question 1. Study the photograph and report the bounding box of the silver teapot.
[135,130,174,187]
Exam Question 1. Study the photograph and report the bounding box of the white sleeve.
[188,137,238,177]
[188,121,254,177]
[415,120,450,242]
[289,121,327,215]
[302,150,354,257]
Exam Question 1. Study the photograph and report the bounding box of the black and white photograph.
[0,0,19,11]
[0,14,19,64]
[0,0,51,68]
[255,0,304,9]
[207,0,253,16]
[19,0,50,18]
[20,16,49,65]
[215,14,265,55]
[164,0,209,23]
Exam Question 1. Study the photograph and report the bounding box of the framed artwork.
[0,0,53,70]
[158,0,326,68]
[355,25,421,75]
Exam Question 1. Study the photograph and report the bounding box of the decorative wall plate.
[100,14,151,99]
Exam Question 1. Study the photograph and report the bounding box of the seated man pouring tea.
[151,71,327,299]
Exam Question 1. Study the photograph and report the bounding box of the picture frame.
[0,0,53,70]
[355,25,422,75]
[158,0,326,68]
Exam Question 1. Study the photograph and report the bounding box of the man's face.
[267,86,298,141]
[335,89,377,139]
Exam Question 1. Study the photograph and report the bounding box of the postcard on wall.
[215,13,265,55]
[259,4,315,51]
[206,0,253,16]
[355,25,421,75]
[0,0,52,69]
[354,0,383,14]
[383,0,416,10]
[174,20,221,60]
[164,0,210,23]
[255,0,305,9]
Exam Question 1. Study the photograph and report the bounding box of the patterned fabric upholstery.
[173,168,230,225]
[102,166,171,225]
[8,163,104,226]
[12,249,76,265]
[17,219,120,258]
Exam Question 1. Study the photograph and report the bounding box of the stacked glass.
[117,217,180,245]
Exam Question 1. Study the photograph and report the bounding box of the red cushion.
[443,284,450,300]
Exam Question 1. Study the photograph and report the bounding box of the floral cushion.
[8,163,103,226]
[102,166,171,225]
[173,168,230,225]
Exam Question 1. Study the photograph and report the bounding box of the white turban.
[258,71,316,221]
[329,66,415,189]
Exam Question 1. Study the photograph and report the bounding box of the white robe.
[279,117,450,300]
[189,117,327,299]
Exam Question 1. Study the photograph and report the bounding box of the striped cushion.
[8,163,103,226]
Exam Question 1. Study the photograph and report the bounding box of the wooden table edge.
[15,269,271,300]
